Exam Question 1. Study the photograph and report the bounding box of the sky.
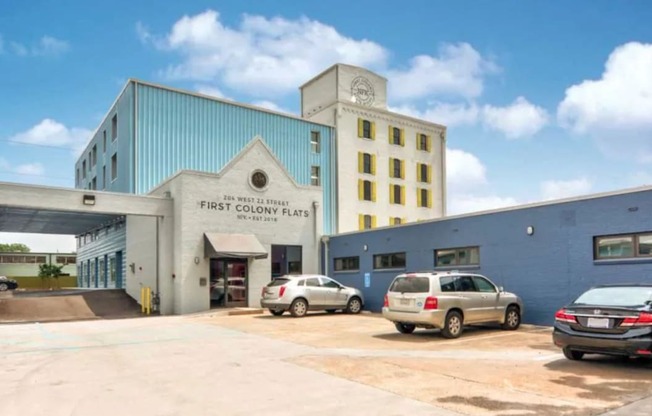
[1,1,652,252]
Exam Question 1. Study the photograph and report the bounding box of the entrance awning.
[204,233,268,259]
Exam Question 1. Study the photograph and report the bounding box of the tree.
[38,264,63,290]
[0,243,31,253]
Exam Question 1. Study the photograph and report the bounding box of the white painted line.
[533,353,563,361]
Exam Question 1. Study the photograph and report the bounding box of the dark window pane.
[334,256,359,271]
[363,181,372,201]
[305,278,320,287]
[472,276,496,293]
[363,153,372,173]
[321,278,340,288]
[574,287,652,308]
[455,276,476,292]
[638,234,652,256]
[389,276,430,293]
[440,276,455,292]
[436,249,456,266]
[363,120,371,138]
[596,236,633,258]
[392,127,401,145]
[267,278,289,287]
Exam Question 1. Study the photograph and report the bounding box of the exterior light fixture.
[83,194,96,206]
[363,244,368,252]
[526,226,535,236]
[194,257,200,265]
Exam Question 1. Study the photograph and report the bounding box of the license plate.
[587,318,610,328]
[399,299,411,306]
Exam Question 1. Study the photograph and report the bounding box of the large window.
[435,246,480,267]
[418,188,431,208]
[311,166,320,186]
[417,133,430,151]
[390,184,404,205]
[358,118,375,140]
[311,131,321,153]
[91,145,97,167]
[334,256,360,272]
[359,179,375,201]
[82,160,87,179]
[56,256,77,265]
[417,163,431,183]
[389,158,404,179]
[363,153,373,174]
[0,255,47,264]
[373,252,406,270]
[390,126,402,146]
[594,232,652,259]
[362,120,371,138]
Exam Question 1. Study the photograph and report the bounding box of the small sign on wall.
[364,272,371,288]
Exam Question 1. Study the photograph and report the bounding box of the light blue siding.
[135,83,335,232]
[76,224,126,289]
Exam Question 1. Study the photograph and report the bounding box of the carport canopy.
[204,233,268,259]
[0,206,121,234]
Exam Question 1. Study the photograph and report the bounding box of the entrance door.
[210,258,248,308]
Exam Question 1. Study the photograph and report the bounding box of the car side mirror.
[498,286,504,293]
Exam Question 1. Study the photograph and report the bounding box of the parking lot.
[200,312,652,416]
[1,311,650,416]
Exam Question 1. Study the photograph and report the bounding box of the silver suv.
[382,271,523,338]
[261,274,364,317]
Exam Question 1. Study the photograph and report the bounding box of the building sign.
[199,195,310,223]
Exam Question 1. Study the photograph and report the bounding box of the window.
[103,130,107,152]
[358,118,375,139]
[435,246,480,267]
[594,232,652,259]
[102,166,106,189]
[82,160,86,179]
[334,256,359,272]
[111,154,117,181]
[417,163,431,183]
[358,152,376,175]
[358,179,375,201]
[373,252,406,270]
[109,257,116,283]
[390,184,404,205]
[473,276,497,293]
[310,166,320,186]
[389,126,402,146]
[111,114,118,141]
[91,177,97,190]
[311,131,321,153]
[91,145,97,167]
[359,214,376,230]
[320,277,340,288]
[76,168,80,186]
[417,133,430,151]
[418,188,431,208]
[440,276,456,292]
[391,217,402,225]
[456,276,476,292]
[389,158,404,179]
[305,278,320,287]
[389,276,429,293]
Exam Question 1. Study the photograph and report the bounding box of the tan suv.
[382,271,523,338]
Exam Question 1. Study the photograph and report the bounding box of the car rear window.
[389,276,430,293]
[574,286,652,308]
[267,278,290,287]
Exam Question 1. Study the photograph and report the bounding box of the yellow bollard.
[146,286,151,315]
[140,286,145,313]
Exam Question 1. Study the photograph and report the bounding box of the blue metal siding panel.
[76,226,127,289]
[135,84,334,233]
[74,83,134,193]
[328,190,652,325]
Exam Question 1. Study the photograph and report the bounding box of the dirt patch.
[290,354,652,416]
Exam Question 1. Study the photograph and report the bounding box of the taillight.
[424,296,438,310]
[621,312,652,327]
[383,295,389,307]
[279,286,286,298]
[554,309,577,324]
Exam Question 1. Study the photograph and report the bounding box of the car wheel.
[0,283,8,292]
[290,298,308,317]
[562,347,584,361]
[501,306,521,330]
[395,323,416,334]
[325,309,337,314]
[269,309,284,316]
[441,311,464,339]
[345,297,362,314]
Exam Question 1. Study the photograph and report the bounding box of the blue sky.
[1,1,652,251]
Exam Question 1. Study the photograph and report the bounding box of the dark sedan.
[0,276,19,291]
[553,284,652,360]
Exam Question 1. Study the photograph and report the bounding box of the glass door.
[210,258,248,308]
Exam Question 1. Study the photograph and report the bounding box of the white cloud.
[9,119,92,156]
[148,10,387,97]
[9,36,69,57]
[195,84,230,99]
[558,42,652,162]
[136,21,152,44]
[251,100,292,114]
[482,97,549,139]
[387,43,498,101]
[13,163,45,176]
[448,194,519,216]
[0,233,76,253]
[390,102,479,127]
[540,177,592,201]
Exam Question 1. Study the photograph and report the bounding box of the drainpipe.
[321,235,330,276]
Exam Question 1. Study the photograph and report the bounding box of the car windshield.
[267,278,290,287]
[389,276,430,293]
[573,287,652,308]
